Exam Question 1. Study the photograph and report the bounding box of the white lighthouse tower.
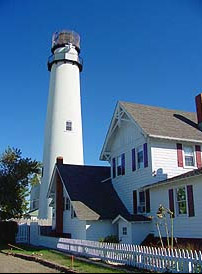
[39,30,84,219]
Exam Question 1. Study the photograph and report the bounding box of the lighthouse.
[39,30,84,219]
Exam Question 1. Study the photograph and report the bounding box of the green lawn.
[0,244,141,273]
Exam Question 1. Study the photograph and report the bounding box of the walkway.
[0,253,60,273]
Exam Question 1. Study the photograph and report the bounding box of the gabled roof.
[143,168,202,190]
[121,101,202,142]
[56,163,130,221]
[100,101,202,161]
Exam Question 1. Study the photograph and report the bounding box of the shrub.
[99,235,120,243]
[0,221,18,244]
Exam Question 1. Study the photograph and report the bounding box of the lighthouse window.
[66,121,72,131]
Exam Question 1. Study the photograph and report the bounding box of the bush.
[99,235,120,243]
[0,221,18,244]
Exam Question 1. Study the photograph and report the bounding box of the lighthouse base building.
[46,94,202,244]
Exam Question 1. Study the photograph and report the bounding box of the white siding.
[63,209,86,239]
[132,222,153,245]
[151,139,202,181]
[86,220,117,241]
[117,219,132,244]
[150,175,202,239]
[109,120,153,213]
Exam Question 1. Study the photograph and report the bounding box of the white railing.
[56,238,202,273]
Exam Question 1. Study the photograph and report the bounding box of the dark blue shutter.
[112,158,116,178]
[187,185,195,217]
[121,154,125,175]
[133,190,138,214]
[143,143,148,168]
[132,148,136,171]
[146,190,150,213]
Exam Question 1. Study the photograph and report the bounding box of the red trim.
[195,145,202,168]
[56,173,64,234]
[195,94,202,124]
[187,185,195,217]
[177,143,183,167]
[169,189,175,218]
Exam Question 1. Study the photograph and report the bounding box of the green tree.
[0,147,41,220]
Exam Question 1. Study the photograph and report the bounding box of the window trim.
[116,155,122,177]
[183,145,196,169]
[122,227,127,236]
[138,191,146,214]
[175,186,188,217]
[137,145,144,170]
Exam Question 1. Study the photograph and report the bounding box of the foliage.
[0,147,41,220]
[0,221,18,244]
[155,204,174,249]
[99,235,120,243]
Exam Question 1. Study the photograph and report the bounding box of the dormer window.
[66,121,72,131]
[184,146,195,167]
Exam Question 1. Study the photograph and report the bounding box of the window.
[116,154,125,176]
[137,145,144,169]
[122,227,127,235]
[71,205,76,218]
[138,191,146,213]
[184,146,195,167]
[176,187,187,215]
[66,121,72,131]
[65,197,70,211]
[117,155,122,176]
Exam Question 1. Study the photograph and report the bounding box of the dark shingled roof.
[57,163,150,222]
[144,168,202,190]
[120,101,202,142]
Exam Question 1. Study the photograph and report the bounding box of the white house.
[47,93,202,244]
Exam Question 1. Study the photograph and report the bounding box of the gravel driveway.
[0,253,60,273]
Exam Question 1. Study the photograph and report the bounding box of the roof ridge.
[119,100,196,115]
[58,163,110,168]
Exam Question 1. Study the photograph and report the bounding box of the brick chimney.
[56,156,63,165]
[195,93,202,130]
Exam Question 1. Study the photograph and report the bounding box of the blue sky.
[1,0,202,165]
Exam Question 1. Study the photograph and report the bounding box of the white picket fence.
[57,238,202,273]
[16,223,30,244]
[15,221,202,273]
[15,219,51,244]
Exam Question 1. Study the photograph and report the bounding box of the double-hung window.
[176,187,187,216]
[117,155,122,176]
[137,145,144,169]
[138,191,146,213]
[184,146,195,167]
[122,227,127,235]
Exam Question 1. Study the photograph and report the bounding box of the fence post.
[30,222,39,246]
